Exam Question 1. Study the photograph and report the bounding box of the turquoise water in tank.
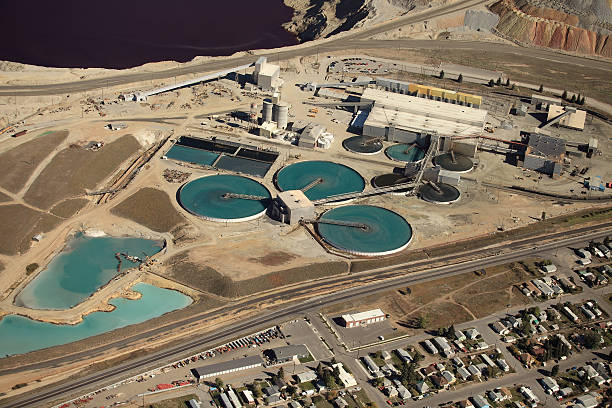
[179,175,271,220]
[317,205,412,254]
[385,144,426,162]
[165,144,220,166]
[275,161,365,201]
[15,234,163,310]
[0,283,192,357]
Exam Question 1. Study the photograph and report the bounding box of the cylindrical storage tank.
[274,102,289,130]
[262,100,273,123]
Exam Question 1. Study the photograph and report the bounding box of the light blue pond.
[15,234,163,310]
[0,283,192,357]
[165,144,219,166]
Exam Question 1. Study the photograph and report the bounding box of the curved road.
[1,0,609,98]
[1,222,611,408]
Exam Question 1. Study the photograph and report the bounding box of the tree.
[416,315,427,329]
[286,385,297,397]
[496,77,502,86]
[551,364,560,376]
[374,377,384,387]
[250,382,262,398]
[489,79,495,87]
[583,332,600,349]
[278,367,285,379]
[580,96,586,105]
[538,84,544,92]
[316,362,324,378]
[215,377,224,389]
[323,370,336,388]
[331,357,337,365]
[457,74,463,83]
[562,90,568,100]
[439,70,445,79]
[505,77,510,86]
[570,94,576,103]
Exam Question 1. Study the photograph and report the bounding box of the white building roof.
[361,88,487,137]
[259,63,280,77]
[343,309,385,323]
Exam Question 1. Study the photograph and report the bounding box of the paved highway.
[2,0,609,98]
[1,222,610,408]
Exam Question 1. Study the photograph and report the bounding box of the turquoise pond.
[317,205,412,255]
[15,234,163,310]
[275,161,365,201]
[179,175,271,220]
[385,144,426,163]
[165,144,219,166]
[0,283,192,357]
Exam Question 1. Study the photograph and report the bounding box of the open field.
[111,188,186,233]
[326,262,532,331]
[165,252,349,298]
[0,204,62,255]
[0,130,68,193]
[50,198,90,219]
[351,206,612,273]
[363,47,612,103]
[0,191,10,202]
[151,394,199,408]
[23,135,140,210]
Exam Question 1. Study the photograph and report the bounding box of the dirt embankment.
[283,0,379,41]
[490,0,612,57]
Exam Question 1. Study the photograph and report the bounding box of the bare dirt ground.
[0,130,68,193]
[111,188,186,233]
[23,135,140,210]
[0,204,62,255]
[50,198,90,218]
[324,262,532,333]
[164,250,349,298]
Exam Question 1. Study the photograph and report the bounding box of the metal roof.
[193,355,263,378]
[527,133,566,158]
[269,344,309,360]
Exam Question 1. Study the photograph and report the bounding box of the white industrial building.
[254,58,282,92]
[359,88,487,147]
[341,309,386,327]
[193,355,263,382]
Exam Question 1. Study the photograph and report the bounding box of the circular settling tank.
[275,161,365,201]
[343,136,383,155]
[385,143,426,163]
[316,205,413,256]
[179,175,271,222]
[371,173,413,195]
[419,182,461,204]
[433,152,474,173]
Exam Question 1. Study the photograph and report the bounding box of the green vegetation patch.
[50,198,89,218]
[151,394,199,408]
[0,130,68,193]
[165,251,348,298]
[111,187,185,232]
[0,204,62,255]
[24,135,140,210]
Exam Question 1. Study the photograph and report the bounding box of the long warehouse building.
[193,355,263,382]
[360,88,487,154]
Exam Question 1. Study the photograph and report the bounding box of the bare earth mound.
[24,135,140,210]
[0,204,62,255]
[165,251,348,298]
[0,130,68,193]
[50,198,90,218]
[111,188,185,233]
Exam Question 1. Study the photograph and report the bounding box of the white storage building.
[341,309,386,327]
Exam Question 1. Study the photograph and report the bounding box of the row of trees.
[561,90,586,105]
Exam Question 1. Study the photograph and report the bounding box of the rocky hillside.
[283,0,417,41]
[490,0,612,57]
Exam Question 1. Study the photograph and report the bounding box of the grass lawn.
[151,393,199,408]
[312,395,335,408]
